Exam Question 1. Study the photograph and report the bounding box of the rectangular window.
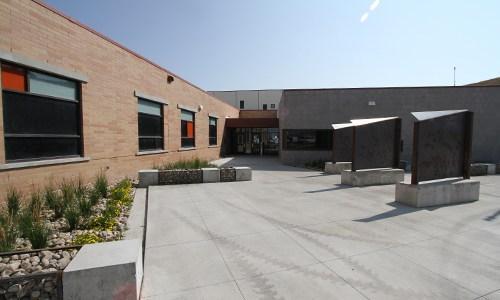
[1,63,81,162]
[270,104,275,109]
[263,104,268,110]
[282,129,332,151]
[138,98,163,151]
[181,109,195,148]
[239,100,245,109]
[28,71,77,100]
[209,117,217,146]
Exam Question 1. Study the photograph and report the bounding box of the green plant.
[18,208,34,238]
[94,171,108,199]
[73,232,103,245]
[60,180,76,207]
[0,221,18,252]
[64,205,81,231]
[75,176,87,201]
[88,188,101,206]
[27,222,50,249]
[29,190,44,223]
[44,186,66,219]
[7,188,21,219]
[304,160,327,171]
[88,215,117,231]
[78,197,92,218]
[158,158,215,170]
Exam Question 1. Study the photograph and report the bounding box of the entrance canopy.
[225,118,279,128]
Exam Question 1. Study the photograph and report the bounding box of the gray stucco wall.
[279,86,500,166]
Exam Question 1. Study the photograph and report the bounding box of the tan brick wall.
[0,0,239,198]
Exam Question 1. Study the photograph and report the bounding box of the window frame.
[209,117,217,146]
[180,109,196,148]
[137,98,164,152]
[1,63,83,163]
[263,104,268,110]
[239,100,245,109]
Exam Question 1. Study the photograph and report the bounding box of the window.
[263,104,268,110]
[1,63,81,162]
[138,98,163,151]
[270,104,275,109]
[282,129,332,151]
[181,109,195,148]
[209,117,217,146]
[239,100,244,109]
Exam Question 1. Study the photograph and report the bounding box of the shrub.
[29,191,44,223]
[0,221,18,252]
[7,188,21,219]
[18,208,34,238]
[27,222,50,249]
[75,176,87,201]
[73,232,103,245]
[88,188,101,206]
[60,180,76,208]
[44,186,66,219]
[158,158,215,170]
[94,171,108,199]
[64,205,81,231]
[88,215,117,231]
[78,197,92,218]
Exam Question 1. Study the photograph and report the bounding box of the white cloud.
[370,0,380,11]
[360,12,369,23]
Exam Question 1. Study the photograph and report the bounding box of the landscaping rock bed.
[0,269,60,299]
[0,175,134,283]
[158,169,203,185]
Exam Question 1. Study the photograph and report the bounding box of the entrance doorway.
[231,128,279,155]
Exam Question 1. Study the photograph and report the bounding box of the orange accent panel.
[1,65,26,92]
[187,122,194,138]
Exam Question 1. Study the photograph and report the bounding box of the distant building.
[208,90,282,111]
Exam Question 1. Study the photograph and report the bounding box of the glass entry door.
[232,128,279,155]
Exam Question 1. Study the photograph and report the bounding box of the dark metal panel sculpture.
[332,123,353,163]
[351,117,402,171]
[411,110,473,184]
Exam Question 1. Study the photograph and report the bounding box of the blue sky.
[45,0,500,90]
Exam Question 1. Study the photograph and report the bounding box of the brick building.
[0,0,239,195]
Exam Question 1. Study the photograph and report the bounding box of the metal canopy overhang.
[225,118,279,128]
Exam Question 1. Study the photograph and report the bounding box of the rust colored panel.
[1,64,26,92]
[187,121,194,138]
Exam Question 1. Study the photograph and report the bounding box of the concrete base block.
[202,167,220,183]
[341,168,404,187]
[235,167,252,181]
[63,239,143,300]
[396,178,480,208]
[138,169,158,188]
[324,162,351,174]
[471,163,496,176]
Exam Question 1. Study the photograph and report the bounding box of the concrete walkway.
[141,156,500,299]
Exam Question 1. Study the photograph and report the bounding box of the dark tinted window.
[2,64,81,162]
[209,117,217,146]
[181,109,195,148]
[282,129,332,151]
[239,100,244,109]
[138,99,163,151]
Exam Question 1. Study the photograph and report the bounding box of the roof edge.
[31,0,236,110]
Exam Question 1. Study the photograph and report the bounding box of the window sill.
[178,147,196,152]
[208,145,219,148]
[0,156,91,171]
[136,150,168,156]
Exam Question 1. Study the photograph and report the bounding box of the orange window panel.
[1,64,26,92]
[187,121,194,138]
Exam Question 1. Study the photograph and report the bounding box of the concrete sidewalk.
[141,157,500,299]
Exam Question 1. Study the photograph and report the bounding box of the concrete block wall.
[279,87,500,166]
[0,0,239,197]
